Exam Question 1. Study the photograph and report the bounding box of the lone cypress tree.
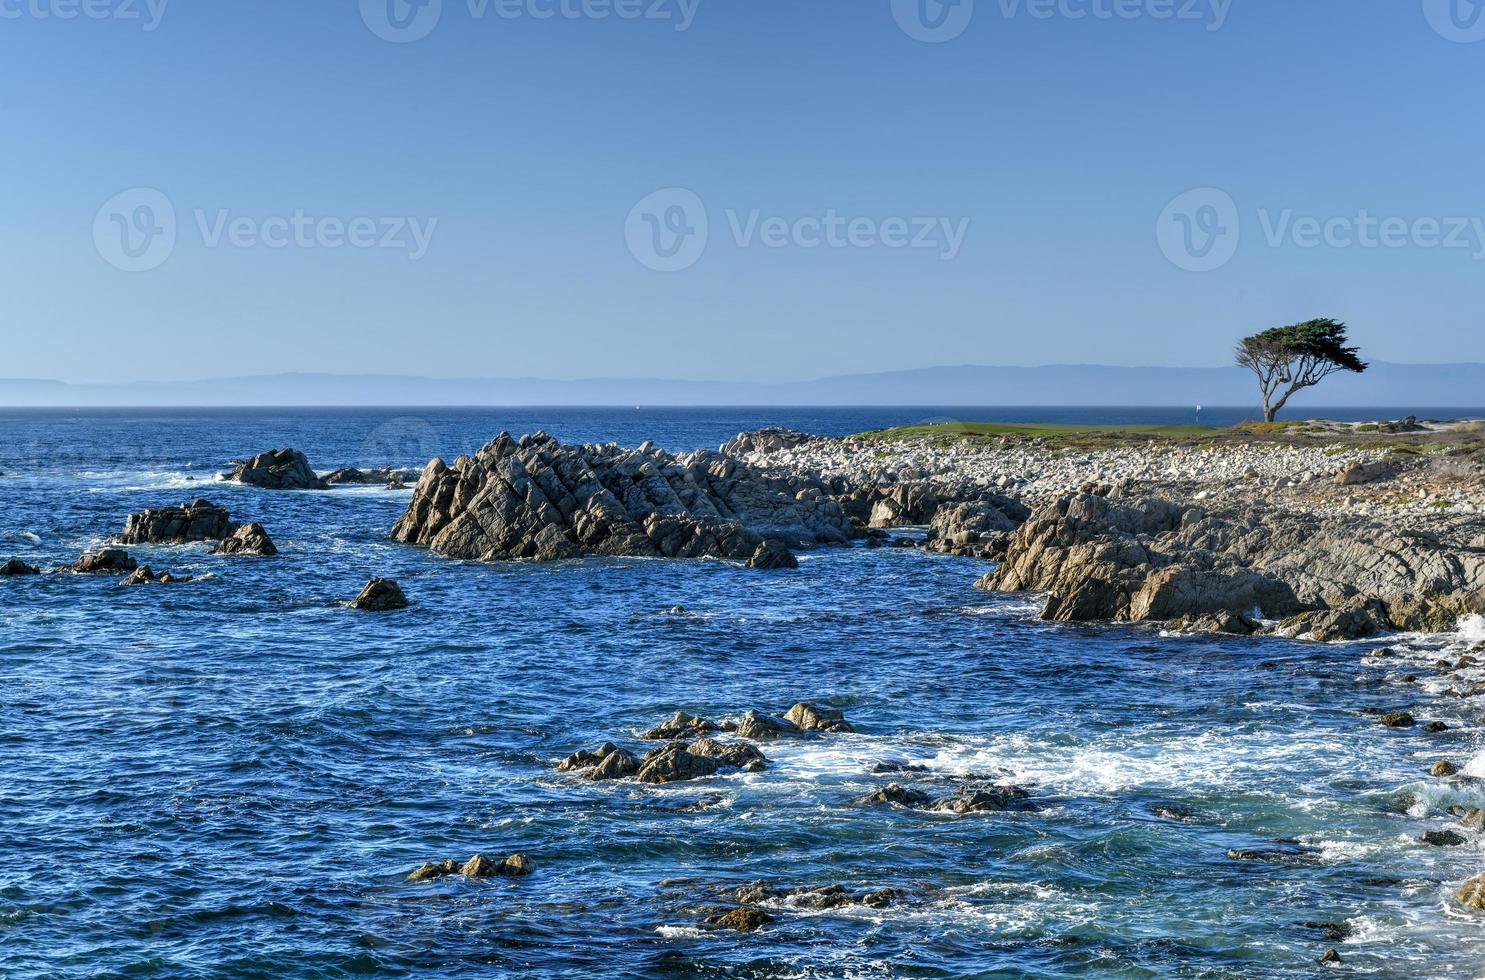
[1235,319,1368,422]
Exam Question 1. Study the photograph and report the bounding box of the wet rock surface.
[121,565,191,586]
[408,853,533,881]
[224,449,329,490]
[118,499,235,545]
[67,549,139,575]
[211,522,277,557]
[349,578,408,611]
[1,558,40,576]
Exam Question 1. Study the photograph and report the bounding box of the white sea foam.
[1459,614,1485,644]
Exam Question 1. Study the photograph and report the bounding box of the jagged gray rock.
[119,499,235,544]
[68,549,138,575]
[223,449,328,490]
[390,432,852,564]
[977,489,1485,634]
[212,523,277,557]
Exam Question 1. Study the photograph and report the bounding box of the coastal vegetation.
[1235,318,1369,422]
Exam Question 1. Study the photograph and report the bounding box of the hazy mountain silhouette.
[1,363,1482,409]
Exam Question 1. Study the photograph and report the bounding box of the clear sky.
[3,0,1483,384]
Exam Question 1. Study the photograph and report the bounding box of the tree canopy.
[1235,319,1368,422]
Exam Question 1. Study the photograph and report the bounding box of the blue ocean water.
[2,408,1483,978]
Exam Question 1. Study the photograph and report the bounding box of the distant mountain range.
[1,362,1483,409]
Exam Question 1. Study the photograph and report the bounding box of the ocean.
[3,407,1483,978]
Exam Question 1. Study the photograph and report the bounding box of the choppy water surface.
[2,408,1483,978]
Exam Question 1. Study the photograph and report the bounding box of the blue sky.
[2,0,1483,383]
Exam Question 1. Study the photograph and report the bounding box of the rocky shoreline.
[723,424,1485,640]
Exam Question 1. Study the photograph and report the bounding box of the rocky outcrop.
[977,489,1485,635]
[635,739,768,783]
[390,432,852,564]
[1459,874,1485,910]
[212,523,277,557]
[118,499,234,544]
[1,558,39,576]
[323,467,421,486]
[705,907,773,932]
[642,711,717,740]
[409,853,532,881]
[116,500,276,556]
[350,578,408,611]
[561,734,768,784]
[559,742,641,779]
[121,566,191,586]
[746,542,799,569]
[851,781,1031,813]
[784,702,854,733]
[68,549,138,575]
[863,483,1028,532]
[720,428,818,457]
[223,449,328,490]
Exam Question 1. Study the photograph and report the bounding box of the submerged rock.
[408,859,460,881]
[1432,760,1460,777]
[350,578,408,612]
[0,558,40,576]
[409,853,532,881]
[212,522,277,557]
[323,466,421,486]
[930,786,1031,814]
[1378,712,1416,728]
[461,853,533,877]
[224,449,328,490]
[851,783,934,808]
[389,432,852,564]
[705,906,772,932]
[1420,829,1467,847]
